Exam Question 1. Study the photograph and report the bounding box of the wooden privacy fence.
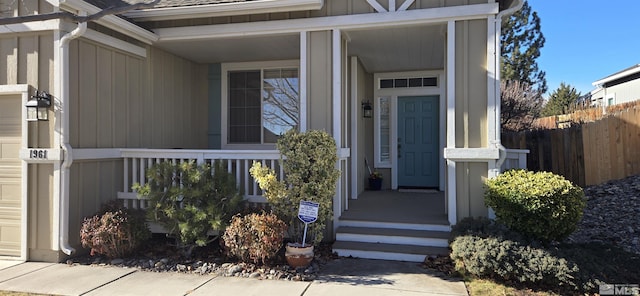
[502,107,640,187]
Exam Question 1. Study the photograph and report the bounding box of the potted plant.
[250,129,340,268]
[368,171,383,190]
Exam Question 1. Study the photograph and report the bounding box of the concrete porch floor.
[340,190,448,225]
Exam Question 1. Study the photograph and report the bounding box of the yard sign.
[298,201,319,247]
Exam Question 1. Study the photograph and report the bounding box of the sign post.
[297,201,319,247]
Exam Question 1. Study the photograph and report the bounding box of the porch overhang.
[123,0,325,21]
[153,3,499,41]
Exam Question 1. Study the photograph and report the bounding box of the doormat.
[398,188,439,193]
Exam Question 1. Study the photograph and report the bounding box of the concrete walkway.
[0,258,467,296]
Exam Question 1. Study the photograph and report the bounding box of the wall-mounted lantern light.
[362,100,373,118]
[26,90,51,121]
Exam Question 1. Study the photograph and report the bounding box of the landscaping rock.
[568,175,640,254]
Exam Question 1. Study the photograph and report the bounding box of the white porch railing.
[501,149,529,171]
[116,148,350,210]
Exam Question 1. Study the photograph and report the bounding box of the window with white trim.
[228,67,299,144]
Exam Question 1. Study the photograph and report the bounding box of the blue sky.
[528,0,640,97]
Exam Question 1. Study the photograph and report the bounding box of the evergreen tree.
[501,0,547,94]
[541,83,581,116]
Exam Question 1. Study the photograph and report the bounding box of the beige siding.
[0,0,53,17]
[453,19,489,219]
[455,162,488,219]
[354,57,374,194]
[66,38,209,253]
[307,31,333,131]
[0,31,57,260]
[68,38,208,150]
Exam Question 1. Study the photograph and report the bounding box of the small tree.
[541,83,582,116]
[134,161,245,257]
[250,129,340,246]
[501,80,544,132]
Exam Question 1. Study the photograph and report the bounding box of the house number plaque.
[19,148,62,163]
[29,149,48,159]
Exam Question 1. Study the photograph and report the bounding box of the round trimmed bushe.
[484,170,585,242]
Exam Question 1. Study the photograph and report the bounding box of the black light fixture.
[362,100,373,118]
[26,90,51,121]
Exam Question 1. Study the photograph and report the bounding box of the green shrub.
[223,212,287,265]
[484,170,585,242]
[250,129,340,245]
[134,161,245,256]
[80,201,150,258]
[450,217,579,291]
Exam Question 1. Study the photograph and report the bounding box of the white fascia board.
[156,3,498,41]
[444,148,500,161]
[83,29,147,57]
[0,19,60,34]
[123,0,324,22]
[592,64,640,86]
[59,0,158,44]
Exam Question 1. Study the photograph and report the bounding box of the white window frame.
[373,70,445,190]
[606,92,616,106]
[221,59,300,150]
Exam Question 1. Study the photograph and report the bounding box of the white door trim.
[372,71,445,191]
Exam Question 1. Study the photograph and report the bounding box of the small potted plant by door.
[368,171,383,190]
[250,130,340,268]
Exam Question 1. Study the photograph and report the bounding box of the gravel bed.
[68,238,337,281]
[568,174,640,254]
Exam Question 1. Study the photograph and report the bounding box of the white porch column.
[332,29,343,234]
[299,31,308,132]
[446,20,457,226]
[487,15,498,219]
[332,29,342,147]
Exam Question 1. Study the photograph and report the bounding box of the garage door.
[0,94,22,257]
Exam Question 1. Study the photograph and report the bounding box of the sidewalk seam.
[0,263,57,284]
[79,268,138,295]
[183,274,218,295]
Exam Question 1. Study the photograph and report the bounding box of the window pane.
[379,97,390,163]
[229,89,245,107]
[409,78,422,87]
[228,68,299,144]
[380,79,393,89]
[263,68,299,143]
[228,70,261,144]
[423,77,438,87]
[394,79,408,88]
[229,72,246,89]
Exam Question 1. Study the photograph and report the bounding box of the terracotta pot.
[285,243,314,268]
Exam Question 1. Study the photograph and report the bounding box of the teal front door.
[397,96,439,188]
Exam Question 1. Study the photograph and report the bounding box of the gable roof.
[592,64,640,87]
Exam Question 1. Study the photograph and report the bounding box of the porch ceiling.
[346,24,446,73]
[154,23,445,72]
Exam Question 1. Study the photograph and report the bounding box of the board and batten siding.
[0,31,58,261]
[452,18,490,219]
[65,38,209,255]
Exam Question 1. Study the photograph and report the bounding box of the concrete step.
[338,219,451,232]
[336,226,450,247]
[333,241,449,262]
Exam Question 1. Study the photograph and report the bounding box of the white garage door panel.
[0,94,22,257]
